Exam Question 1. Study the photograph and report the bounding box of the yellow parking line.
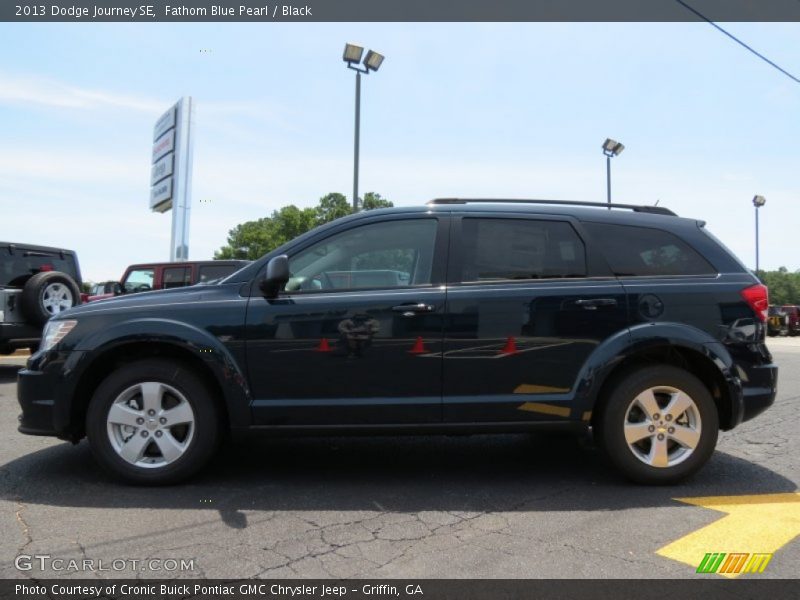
[656,492,800,578]
[516,402,571,417]
[513,384,570,394]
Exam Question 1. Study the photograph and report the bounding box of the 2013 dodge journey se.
[17,199,778,484]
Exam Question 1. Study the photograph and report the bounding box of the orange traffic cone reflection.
[500,336,518,355]
[408,336,427,354]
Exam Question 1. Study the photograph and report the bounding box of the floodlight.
[343,43,364,64]
[602,138,624,157]
[363,50,385,71]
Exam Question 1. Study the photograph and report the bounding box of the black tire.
[86,359,219,485]
[594,366,718,485]
[20,271,81,326]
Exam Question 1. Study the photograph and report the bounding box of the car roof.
[0,242,78,256]
[125,260,249,269]
[342,200,701,229]
[225,199,709,285]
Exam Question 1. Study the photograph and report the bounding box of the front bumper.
[17,350,81,439]
[17,367,59,435]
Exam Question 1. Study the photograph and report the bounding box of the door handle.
[392,303,435,316]
[575,298,617,310]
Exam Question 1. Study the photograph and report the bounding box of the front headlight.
[40,320,78,352]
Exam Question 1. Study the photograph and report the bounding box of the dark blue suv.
[17,199,778,484]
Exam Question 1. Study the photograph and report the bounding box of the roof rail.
[428,198,677,216]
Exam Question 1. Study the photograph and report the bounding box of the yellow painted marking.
[517,402,570,418]
[743,553,772,573]
[581,411,592,422]
[656,493,800,578]
[513,384,570,394]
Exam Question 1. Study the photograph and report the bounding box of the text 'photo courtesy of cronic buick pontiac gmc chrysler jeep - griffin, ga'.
[16,199,778,485]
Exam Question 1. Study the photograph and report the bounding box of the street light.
[602,138,625,207]
[343,43,385,211]
[753,195,766,273]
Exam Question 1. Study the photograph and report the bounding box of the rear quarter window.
[583,223,716,276]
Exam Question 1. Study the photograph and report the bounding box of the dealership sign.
[150,153,174,185]
[150,178,173,207]
[149,106,178,212]
[152,129,175,163]
[149,97,194,261]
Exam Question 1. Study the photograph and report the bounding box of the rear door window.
[198,264,241,284]
[583,223,715,276]
[162,266,191,289]
[458,218,587,282]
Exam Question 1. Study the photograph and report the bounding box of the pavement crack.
[15,500,32,554]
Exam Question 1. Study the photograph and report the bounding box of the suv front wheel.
[595,366,719,485]
[86,359,219,485]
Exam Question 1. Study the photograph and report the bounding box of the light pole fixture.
[602,138,625,207]
[753,195,766,272]
[343,43,385,211]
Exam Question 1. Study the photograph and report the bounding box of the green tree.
[759,267,800,306]
[315,192,351,225]
[361,192,393,211]
[214,217,274,260]
[215,192,394,260]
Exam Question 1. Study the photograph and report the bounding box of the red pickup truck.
[86,260,249,302]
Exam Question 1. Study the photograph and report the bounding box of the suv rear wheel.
[595,366,718,485]
[86,359,219,485]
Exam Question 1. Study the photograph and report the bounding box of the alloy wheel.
[623,385,702,468]
[106,382,195,468]
[41,282,74,315]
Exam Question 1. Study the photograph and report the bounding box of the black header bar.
[3,0,800,23]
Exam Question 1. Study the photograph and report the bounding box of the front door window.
[286,219,438,292]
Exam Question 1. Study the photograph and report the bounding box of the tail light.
[741,283,769,322]
[40,264,54,272]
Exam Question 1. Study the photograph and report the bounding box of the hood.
[62,284,211,318]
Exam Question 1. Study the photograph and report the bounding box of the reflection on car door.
[443,215,629,423]
[246,215,449,426]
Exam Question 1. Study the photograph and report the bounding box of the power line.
[674,0,800,85]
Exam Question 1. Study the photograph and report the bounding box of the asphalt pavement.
[0,340,797,579]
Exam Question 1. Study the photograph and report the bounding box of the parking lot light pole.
[602,138,625,208]
[753,195,766,273]
[343,43,384,212]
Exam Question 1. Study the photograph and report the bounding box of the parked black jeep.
[17,200,777,485]
[1,242,83,354]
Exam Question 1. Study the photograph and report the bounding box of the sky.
[0,21,798,281]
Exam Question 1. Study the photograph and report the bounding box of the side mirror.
[259,255,290,299]
[112,282,124,296]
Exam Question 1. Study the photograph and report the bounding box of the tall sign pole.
[352,71,361,212]
[150,97,194,261]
